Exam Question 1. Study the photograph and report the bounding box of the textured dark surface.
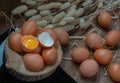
[0,0,20,35]
[0,65,76,83]
[0,0,20,14]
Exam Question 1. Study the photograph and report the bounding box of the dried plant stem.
[62,57,72,61]
[72,42,80,48]
[97,0,103,9]
[104,65,108,76]
[33,1,45,9]
[0,11,14,33]
[112,16,118,20]
[87,28,97,34]
[104,51,119,76]
[96,27,103,33]
[102,39,105,44]
[72,0,84,5]
[11,14,25,24]
[0,12,14,28]
[69,36,86,40]
[113,51,120,58]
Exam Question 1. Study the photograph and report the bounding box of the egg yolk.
[23,38,37,49]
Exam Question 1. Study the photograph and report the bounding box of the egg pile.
[70,10,120,82]
[97,10,120,82]
[7,10,120,82]
[8,20,69,72]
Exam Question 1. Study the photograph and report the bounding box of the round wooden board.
[4,41,63,82]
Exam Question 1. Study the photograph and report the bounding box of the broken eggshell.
[38,32,54,48]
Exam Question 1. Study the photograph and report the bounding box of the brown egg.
[33,45,42,54]
[98,11,112,28]
[42,46,57,65]
[105,30,120,46]
[93,49,113,65]
[21,35,39,52]
[86,33,103,50]
[71,47,90,63]
[8,32,23,52]
[39,28,58,46]
[53,28,69,45]
[108,63,120,82]
[79,59,99,78]
[21,20,38,36]
[23,53,44,72]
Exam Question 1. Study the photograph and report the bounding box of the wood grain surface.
[0,0,20,35]
[60,21,120,83]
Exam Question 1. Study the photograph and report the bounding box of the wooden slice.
[4,42,63,82]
